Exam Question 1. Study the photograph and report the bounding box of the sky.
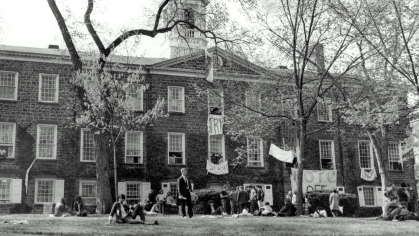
[0,0,178,58]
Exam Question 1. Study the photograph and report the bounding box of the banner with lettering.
[206,160,229,175]
[290,168,337,193]
[207,115,223,135]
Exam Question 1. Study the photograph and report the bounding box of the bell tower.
[162,0,209,58]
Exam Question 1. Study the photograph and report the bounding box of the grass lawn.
[0,214,418,236]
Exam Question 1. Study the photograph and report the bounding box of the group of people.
[381,182,419,221]
[50,195,88,217]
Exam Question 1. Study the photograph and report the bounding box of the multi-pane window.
[0,71,18,100]
[168,133,185,165]
[208,89,223,115]
[209,135,224,163]
[126,84,143,111]
[80,181,96,205]
[125,131,143,164]
[358,141,373,169]
[247,137,264,167]
[36,180,54,203]
[39,74,58,102]
[81,129,95,162]
[319,140,334,169]
[0,179,11,204]
[37,125,57,159]
[126,182,141,205]
[168,86,184,112]
[388,143,402,171]
[0,123,15,158]
[245,90,261,116]
[169,182,179,200]
[317,101,332,122]
[363,186,375,206]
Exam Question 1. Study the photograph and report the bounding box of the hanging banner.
[269,143,294,163]
[207,115,223,135]
[206,160,229,175]
[360,168,377,181]
[290,168,337,194]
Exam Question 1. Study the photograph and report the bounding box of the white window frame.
[168,86,185,113]
[80,128,95,162]
[247,137,264,167]
[126,84,143,111]
[36,124,58,160]
[168,132,185,165]
[125,131,143,164]
[388,142,403,171]
[79,180,97,206]
[0,178,12,204]
[245,90,261,116]
[0,122,16,159]
[38,73,59,103]
[358,140,374,169]
[34,179,55,204]
[208,89,224,115]
[0,71,18,101]
[125,181,142,205]
[317,100,332,122]
[319,140,336,170]
[208,134,225,161]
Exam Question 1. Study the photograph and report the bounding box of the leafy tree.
[46,0,234,213]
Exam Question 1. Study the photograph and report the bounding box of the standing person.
[292,190,297,208]
[156,189,165,214]
[177,168,193,218]
[249,186,258,214]
[397,182,410,209]
[329,189,340,217]
[406,184,416,212]
[237,186,248,213]
[245,186,251,209]
[229,187,238,215]
[220,185,229,214]
[256,186,264,209]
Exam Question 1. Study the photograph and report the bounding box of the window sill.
[123,163,144,165]
[35,158,57,161]
[80,161,96,164]
[168,164,186,167]
[389,169,404,173]
[247,166,265,169]
[0,99,18,103]
[38,102,59,105]
[168,111,185,115]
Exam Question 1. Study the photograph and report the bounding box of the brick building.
[0,0,416,214]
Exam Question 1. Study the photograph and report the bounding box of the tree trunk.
[95,132,113,214]
[111,134,118,201]
[296,120,307,215]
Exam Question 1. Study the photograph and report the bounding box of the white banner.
[290,168,337,194]
[207,115,223,135]
[206,160,229,175]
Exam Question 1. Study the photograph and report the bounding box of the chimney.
[48,45,59,49]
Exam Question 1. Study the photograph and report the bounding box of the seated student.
[73,196,88,217]
[384,196,400,220]
[108,194,158,225]
[274,198,296,217]
[204,200,227,216]
[240,207,254,216]
[156,190,166,214]
[50,197,72,217]
[260,202,273,216]
[311,207,327,218]
[385,196,419,221]
[165,192,176,206]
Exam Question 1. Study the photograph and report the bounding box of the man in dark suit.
[177,168,193,218]
[237,186,248,214]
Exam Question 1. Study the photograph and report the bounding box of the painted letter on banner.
[208,115,223,135]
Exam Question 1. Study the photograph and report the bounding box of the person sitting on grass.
[274,198,296,217]
[108,194,158,225]
[73,196,88,217]
[260,202,273,216]
[385,196,419,221]
[204,200,227,216]
[50,197,72,217]
[239,207,253,216]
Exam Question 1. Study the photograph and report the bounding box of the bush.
[306,191,359,217]
[9,203,33,214]
[354,207,382,218]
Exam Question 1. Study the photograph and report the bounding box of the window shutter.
[357,186,365,207]
[54,180,65,203]
[375,186,383,207]
[118,182,126,196]
[11,179,22,204]
[141,182,151,204]
[161,182,170,196]
[328,105,333,122]
[264,184,273,206]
